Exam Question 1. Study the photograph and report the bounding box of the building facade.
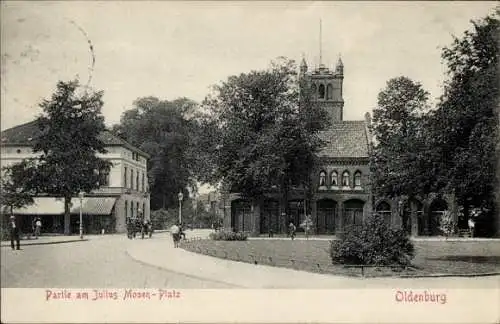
[222,58,375,236]
[0,121,150,234]
[222,57,459,237]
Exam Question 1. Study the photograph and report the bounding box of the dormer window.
[319,171,326,187]
[342,171,350,187]
[330,171,338,187]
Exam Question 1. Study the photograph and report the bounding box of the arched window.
[124,166,128,187]
[330,171,338,187]
[130,201,134,219]
[136,172,139,191]
[318,84,325,99]
[125,201,128,218]
[342,171,350,187]
[319,171,326,187]
[354,171,362,188]
[326,84,333,100]
[130,169,134,189]
[311,84,317,98]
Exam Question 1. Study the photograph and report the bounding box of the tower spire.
[319,19,323,67]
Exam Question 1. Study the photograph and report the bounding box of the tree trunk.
[64,195,71,235]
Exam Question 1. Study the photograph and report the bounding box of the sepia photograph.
[1,1,499,323]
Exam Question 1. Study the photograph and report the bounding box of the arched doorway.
[344,199,365,228]
[375,201,392,225]
[231,199,251,232]
[428,198,448,236]
[316,199,337,234]
[261,199,279,234]
[400,199,424,234]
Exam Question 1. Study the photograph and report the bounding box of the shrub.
[330,214,415,266]
[209,230,248,241]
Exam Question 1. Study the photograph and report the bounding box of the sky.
[1,1,498,132]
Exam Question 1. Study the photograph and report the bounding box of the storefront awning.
[10,197,65,215]
[7,197,117,216]
[70,197,117,215]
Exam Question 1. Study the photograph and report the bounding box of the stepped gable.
[318,120,369,158]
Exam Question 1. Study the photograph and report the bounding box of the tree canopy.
[0,159,37,213]
[30,80,112,234]
[201,57,329,206]
[432,10,499,214]
[370,76,431,198]
[111,97,200,209]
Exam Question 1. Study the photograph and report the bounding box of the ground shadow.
[426,255,500,264]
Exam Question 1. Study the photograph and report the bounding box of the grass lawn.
[181,239,500,277]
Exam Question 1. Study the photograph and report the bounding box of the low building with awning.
[1,120,151,235]
[5,197,119,234]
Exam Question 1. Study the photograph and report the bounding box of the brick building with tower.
[223,56,376,236]
[222,54,459,237]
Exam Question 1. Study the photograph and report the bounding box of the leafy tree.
[370,76,431,200]
[431,10,499,232]
[202,57,328,218]
[30,80,111,234]
[0,159,37,215]
[111,97,199,210]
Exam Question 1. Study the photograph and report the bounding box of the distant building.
[0,121,150,234]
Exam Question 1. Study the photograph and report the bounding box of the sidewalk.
[1,235,94,247]
[126,232,500,289]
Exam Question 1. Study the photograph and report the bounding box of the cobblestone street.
[0,234,235,288]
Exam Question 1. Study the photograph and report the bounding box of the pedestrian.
[35,218,42,238]
[31,218,36,239]
[141,219,148,239]
[147,220,153,238]
[468,217,475,238]
[170,223,180,248]
[179,223,186,240]
[9,216,21,250]
[289,222,296,240]
[126,218,133,239]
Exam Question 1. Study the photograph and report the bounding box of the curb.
[124,249,244,288]
[1,239,88,248]
[180,241,500,280]
[398,272,500,279]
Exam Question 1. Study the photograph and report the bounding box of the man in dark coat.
[9,216,21,250]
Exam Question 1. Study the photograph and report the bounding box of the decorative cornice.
[318,156,370,165]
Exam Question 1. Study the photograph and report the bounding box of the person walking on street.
[35,218,42,239]
[468,217,475,238]
[170,223,180,248]
[289,222,296,240]
[9,216,21,250]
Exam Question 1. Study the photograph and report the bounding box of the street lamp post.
[178,191,184,225]
[78,191,85,239]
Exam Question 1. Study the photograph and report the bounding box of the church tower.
[306,56,344,123]
[300,21,344,123]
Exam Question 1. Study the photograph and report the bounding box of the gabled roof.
[1,120,150,159]
[319,120,369,159]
